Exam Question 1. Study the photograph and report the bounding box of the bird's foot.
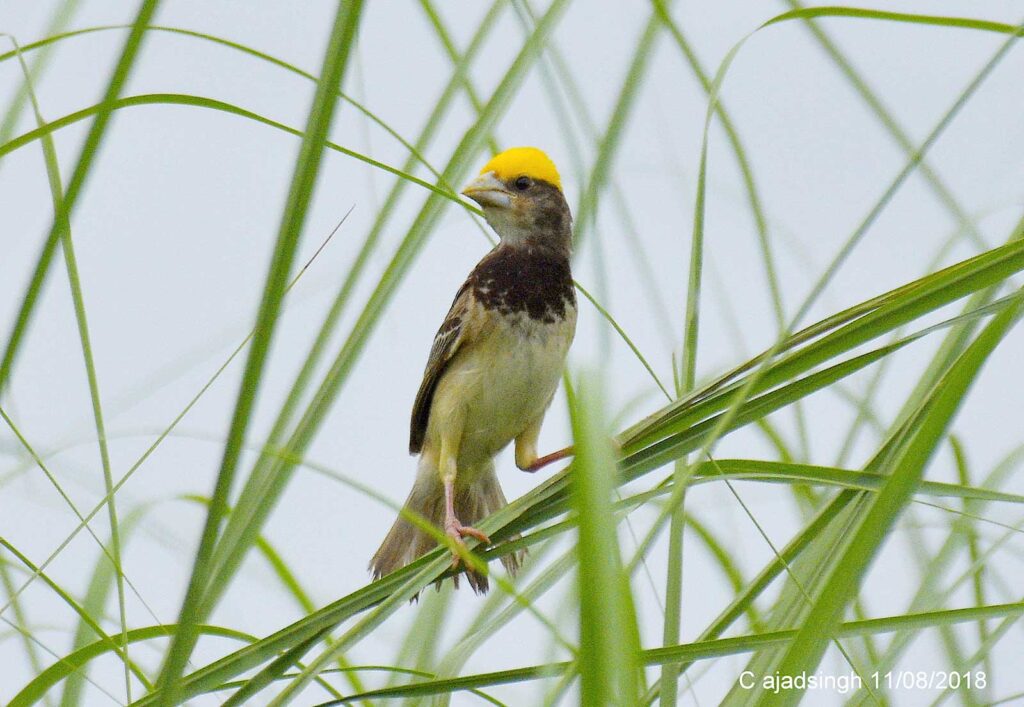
[444,519,490,568]
[445,519,490,545]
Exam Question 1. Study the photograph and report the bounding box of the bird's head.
[462,147,572,255]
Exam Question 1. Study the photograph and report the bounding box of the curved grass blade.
[684,459,1024,504]
[177,494,367,697]
[782,0,986,252]
[0,94,461,206]
[10,625,254,707]
[0,535,151,693]
[0,23,447,187]
[764,7,1023,35]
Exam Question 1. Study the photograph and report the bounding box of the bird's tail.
[369,459,522,593]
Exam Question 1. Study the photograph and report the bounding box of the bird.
[370,147,577,593]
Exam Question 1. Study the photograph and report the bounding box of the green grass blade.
[428,548,575,704]
[844,444,1024,702]
[685,459,1024,504]
[574,9,661,242]
[571,373,642,705]
[659,2,709,694]
[764,7,1023,35]
[0,93,460,204]
[418,0,501,156]
[10,625,255,707]
[154,2,366,699]
[176,494,367,697]
[0,23,440,180]
[624,237,1024,453]
[0,553,45,693]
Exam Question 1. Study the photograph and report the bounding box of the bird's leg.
[516,412,580,473]
[523,445,574,472]
[516,415,550,473]
[442,477,491,546]
[439,439,490,569]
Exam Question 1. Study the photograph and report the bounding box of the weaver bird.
[370,147,577,592]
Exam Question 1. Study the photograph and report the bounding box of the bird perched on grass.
[370,147,577,592]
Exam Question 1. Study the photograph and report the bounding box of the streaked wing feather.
[409,282,472,453]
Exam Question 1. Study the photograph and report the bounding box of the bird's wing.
[409,279,478,454]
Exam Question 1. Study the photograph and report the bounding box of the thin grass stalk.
[0,211,354,623]
[7,37,132,701]
[659,18,711,694]
[0,0,161,392]
[0,553,45,695]
[418,0,500,156]
[574,9,663,244]
[783,0,987,251]
[9,626,257,707]
[58,510,143,707]
[951,439,994,691]
[0,23,453,191]
[0,0,79,164]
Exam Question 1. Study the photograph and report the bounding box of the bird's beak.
[461,171,511,209]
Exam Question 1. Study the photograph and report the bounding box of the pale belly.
[426,310,575,472]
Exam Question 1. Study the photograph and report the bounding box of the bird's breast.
[430,304,576,469]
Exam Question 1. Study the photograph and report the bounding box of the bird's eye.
[513,176,532,191]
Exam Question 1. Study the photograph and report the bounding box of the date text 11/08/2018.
[739,670,987,694]
[874,671,986,691]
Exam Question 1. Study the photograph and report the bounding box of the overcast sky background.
[1,1,1023,704]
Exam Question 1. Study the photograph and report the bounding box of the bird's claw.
[445,521,490,568]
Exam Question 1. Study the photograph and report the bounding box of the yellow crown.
[479,147,562,191]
